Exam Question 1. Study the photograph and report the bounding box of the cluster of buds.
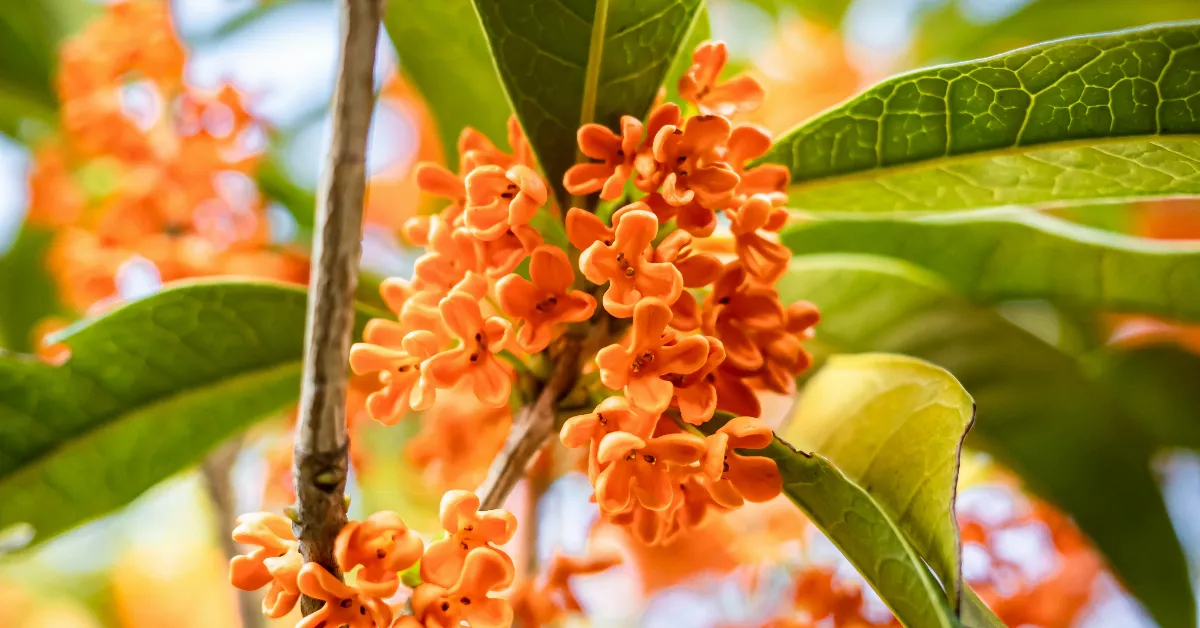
[555,43,818,544]
[230,491,518,627]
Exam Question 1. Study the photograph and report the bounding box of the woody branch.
[291,0,382,615]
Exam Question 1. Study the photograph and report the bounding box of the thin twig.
[477,318,609,511]
[292,0,382,615]
[200,439,262,628]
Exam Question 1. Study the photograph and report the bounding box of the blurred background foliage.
[3,1,1200,627]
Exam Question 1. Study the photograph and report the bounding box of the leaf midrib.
[785,133,1200,194]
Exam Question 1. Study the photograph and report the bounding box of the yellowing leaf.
[786,353,974,609]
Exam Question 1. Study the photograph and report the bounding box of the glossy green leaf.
[699,413,960,628]
[471,0,705,204]
[663,6,709,106]
[764,23,1200,212]
[781,209,1200,321]
[777,254,1194,628]
[0,0,92,139]
[916,0,1200,64]
[1087,344,1200,450]
[0,227,66,353]
[385,0,511,163]
[0,281,384,546]
[786,353,975,610]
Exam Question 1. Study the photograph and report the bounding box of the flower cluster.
[348,40,817,521]
[350,115,600,487]
[555,42,818,544]
[230,490,518,627]
[27,0,307,313]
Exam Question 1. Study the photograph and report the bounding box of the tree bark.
[291,0,382,615]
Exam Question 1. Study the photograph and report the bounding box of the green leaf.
[698,413,961,628]
[777,254,1195,628]
[662,6,709,107]
[0,227,66,353]
[781,209,1200,321]
[785,353,974,610]
[471,0,705,205]
[764,23,1200,212]
[1087,344,1200,450]
[0,0,90,139]
[0,281,385,546]
[384,0,511,163]
[915,0,1200,64]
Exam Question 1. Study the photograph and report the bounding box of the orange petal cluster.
[29,0,307,312]
[411,491,518,628]
[557,40,818,545]
[508,550,623,627]
[230,494,518,627]
[962,491,1104,628]
[352,116,556,421]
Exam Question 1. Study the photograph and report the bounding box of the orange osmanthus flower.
[578,208,683,318]
[701,417,782,507]
[561,396,658,481]
[463,164,547,241]
[349,329,441,425]
[564,103,684,200]
[752,300,820,394]
[295,563,392,628]
[411,548,516,628]
[726,123,790,201]
[496,245,597,352]
[678,41,766,116]
[727,193,791,283]
[652,115,740,215]
[564,115,644,199]
[334,511,425,598]
[413,216,485,290]
[421,490,518,587]
[228,513,295,590]
[509,549,623,627]
[703,261,786,372]
[228,513,303,618]
[407,384,512,490]
[651,229,723,330]
[594,430,706,513]
[596,298,709,414]
[670,338,726,425]
[423,292,514,407]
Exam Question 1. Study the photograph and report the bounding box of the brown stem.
[200,439,262,628]
[477,315,609,511]
[291,0,382,615]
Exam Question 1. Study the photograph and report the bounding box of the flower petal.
[529,245,574,294]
